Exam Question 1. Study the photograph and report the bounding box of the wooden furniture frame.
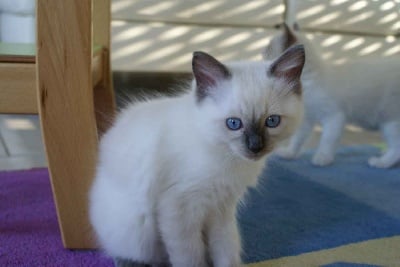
[0,0,115,249]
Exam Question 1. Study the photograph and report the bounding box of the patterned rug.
[0,145,399,266]
[242,145,400,266]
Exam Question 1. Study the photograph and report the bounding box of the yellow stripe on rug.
[247,235,400,267]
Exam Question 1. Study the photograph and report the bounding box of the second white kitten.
[265,24,400,168]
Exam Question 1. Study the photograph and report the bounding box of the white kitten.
[265,24,400,168]
[89,46,305,267]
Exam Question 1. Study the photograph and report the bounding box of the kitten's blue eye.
[265,115,281,128]
[226,118,242,130]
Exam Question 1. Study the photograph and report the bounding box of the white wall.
[0,0,398,71]
[0,0,35,43]
[110,0,400,72]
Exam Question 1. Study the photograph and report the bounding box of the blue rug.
[239,145,400,263]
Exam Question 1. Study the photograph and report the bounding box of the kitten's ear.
[268,44,305,91]
[192,51,231,101]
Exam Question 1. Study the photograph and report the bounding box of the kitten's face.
[197,64,303,160]
[192,46,305,161]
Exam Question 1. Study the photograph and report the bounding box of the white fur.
[89,57,303,267]
[267,31,400,168]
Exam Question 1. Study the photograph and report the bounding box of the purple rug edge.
[0,168,113,267]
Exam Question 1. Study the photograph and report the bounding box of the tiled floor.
[0,114,383,171]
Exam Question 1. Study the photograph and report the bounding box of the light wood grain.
[0,62,37,114]
[37,0,99,249]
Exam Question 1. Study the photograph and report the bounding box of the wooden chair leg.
[36,0,114,249]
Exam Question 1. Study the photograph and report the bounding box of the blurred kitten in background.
[265,24,400,168]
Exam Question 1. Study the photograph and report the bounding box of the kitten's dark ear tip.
[294,44,304,50]
[192,51,231,102]
[192,51,211,67]
[292,44,305,53]
[192,51,205,69]
[294,44,305,60]
[268,43,305,81]
[193,51,207,60]
[193,51,200,57]
[286,44,305,59]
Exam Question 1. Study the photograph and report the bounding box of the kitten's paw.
[274,147,299,159]
[368,157,391,169]
[312,152,334,166]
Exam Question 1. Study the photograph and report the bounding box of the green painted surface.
[0,42,102,56]
[0,42,35,56]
